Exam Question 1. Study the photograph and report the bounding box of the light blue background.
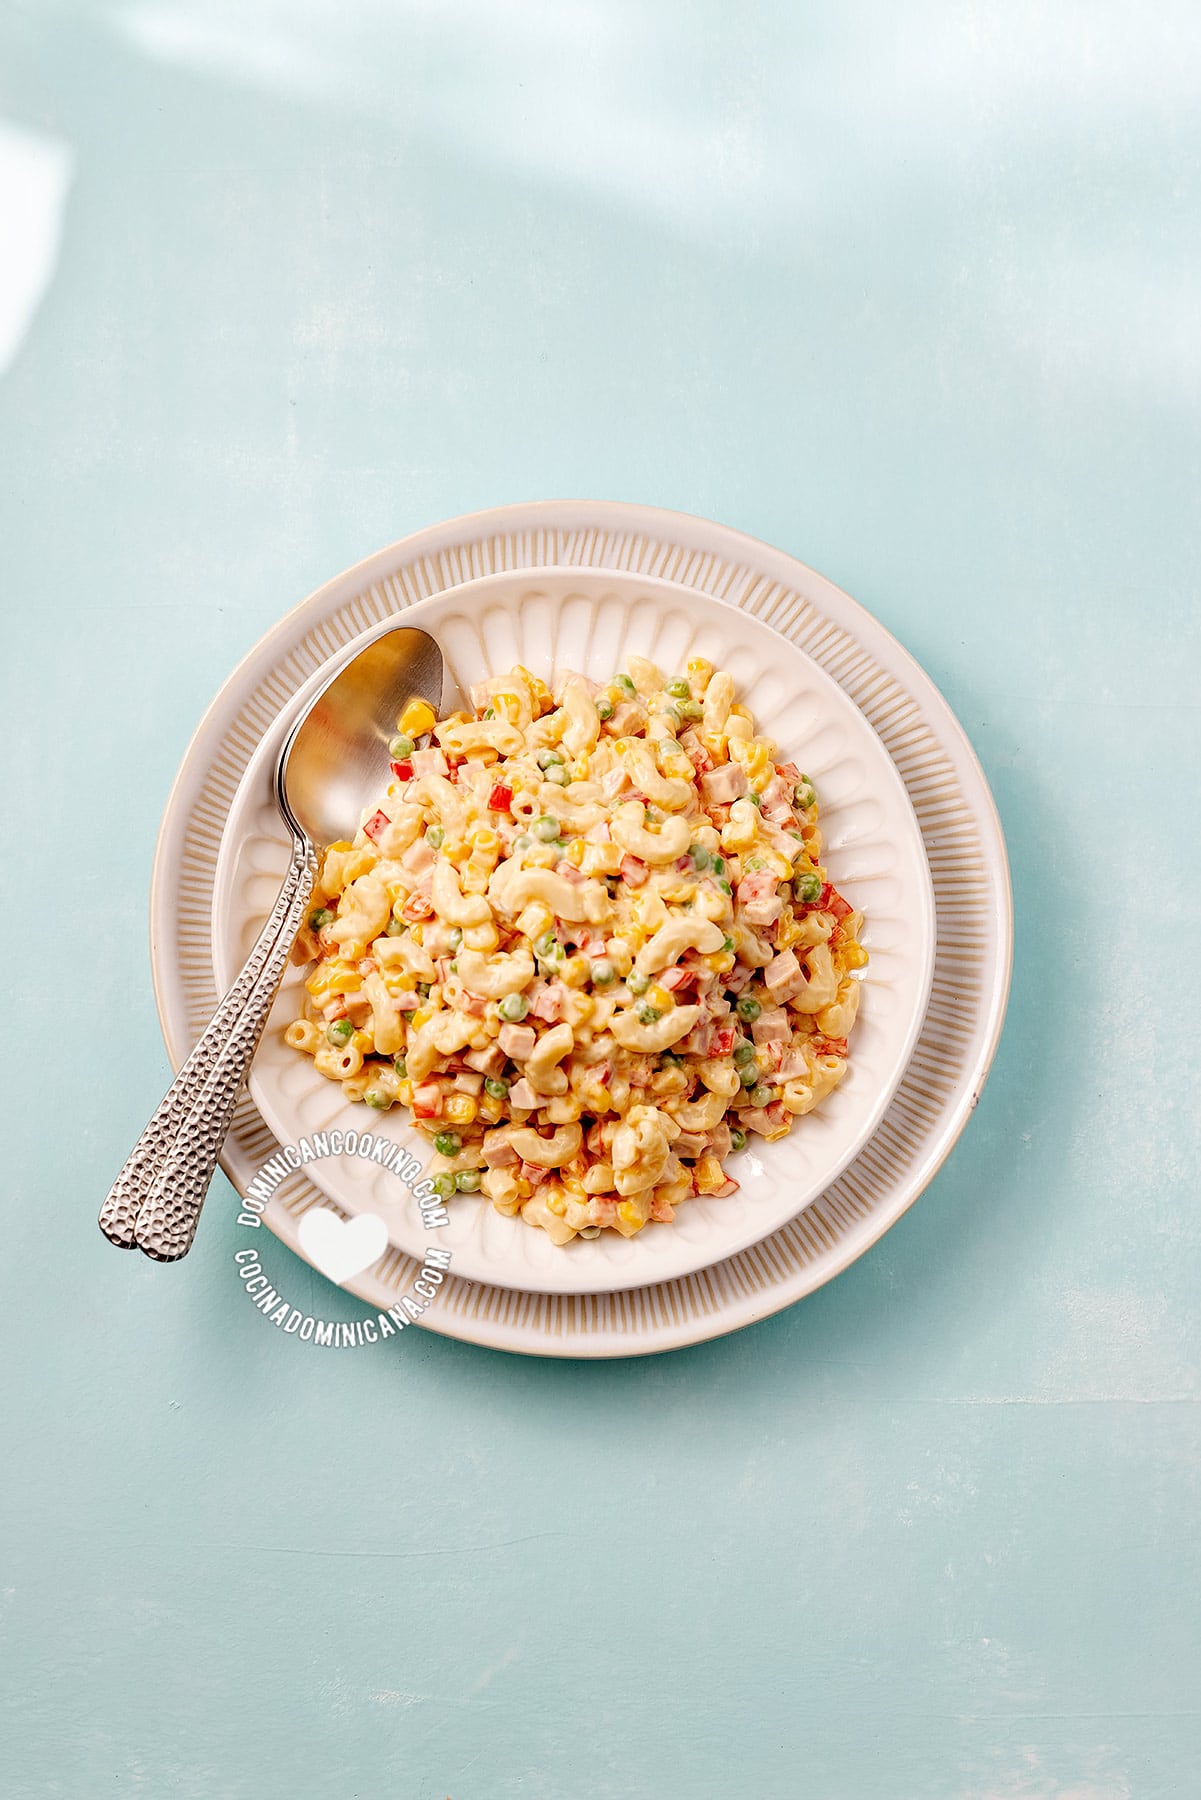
[2,4,1198,1796]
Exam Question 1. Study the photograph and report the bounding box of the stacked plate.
[153,502,1012,1356]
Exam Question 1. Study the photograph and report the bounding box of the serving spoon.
[98,625,443,1261]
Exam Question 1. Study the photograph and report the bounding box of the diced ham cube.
[509,1080,538,1111]
[708,1121,733,1158]
[620,854,648,887]
[453,1071,484,1095]
[481,1132,518,1168]
[520,1159,550,1186]
[497,1023,536,1061]
[599,766,629,799]
[410,748,448,777]
[701,762,748,805]
[742,1101,788,1138]
[463,1044,506,1077]
[460,991,488,1017]
[401,836,436,875]
[554,861,586,886]
[750,1007,790,1045]
[776,1047,812,1081]
[527,983,565,1023]
[737,871,784,925]
[674,1131,708,1159]
[764,948,808,1003]
[775,761,802,785]
[392,990,420,1012]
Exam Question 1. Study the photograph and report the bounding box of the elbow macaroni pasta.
[285,656,868,1241]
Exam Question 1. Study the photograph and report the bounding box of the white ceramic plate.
[150,500,1011,1355]
[211,569,936,1294]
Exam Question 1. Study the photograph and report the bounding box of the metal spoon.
[99,624,443,1261]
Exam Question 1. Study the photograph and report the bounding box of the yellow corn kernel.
[469,825,499,853]
[480,1094,504,1125]
[350,1029,373,1055]
[581,842,622,877]
[693,1154,726,1195]
[397,698,436,740]
[647,984,674,1013]
[515,901,553,941]
[704,949,737,975]
[442,837,469,865]
[395,1080,413,1106]
[698,730,727,764]
[306,961,363,999]
[545,1189,568,1218]
[573,752,591,780]
[549,954,582,990]
[411,1006,435,1033]
[515,1177,533,1200]
[686,656,713,687]
[565,837,585,866]
[615,1199,649,1234]
[840,942,869,970]
[325,840,354,854]
[445,1094,478,1126]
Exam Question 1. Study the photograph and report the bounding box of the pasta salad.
[284,657,868,1244]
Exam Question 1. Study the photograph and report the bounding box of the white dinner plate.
[149,501,1011,1356]
[210,568,936,1295]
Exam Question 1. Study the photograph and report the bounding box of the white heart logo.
[297,1208,389,1285]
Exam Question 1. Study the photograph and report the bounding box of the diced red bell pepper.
[810,1035,849,1057]
[620,854,648,887]
[708,1026,736,1056]
[411,1082,441,1119]
[363,808,390,843]
[820,882,853,921]
[488,781,513,812]
[390,759,414,782]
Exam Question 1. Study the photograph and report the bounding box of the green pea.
[431,1172,457,1200]
[614,672,636,696]
[730,1127,748,1152]
[794,780,817,809]
[483,707,495,720]
[536,748,563,769]
[449,960,458,974]
[677,698,703,721]
[426,825,445,849]
[721,935,735,953]
[736,994,761,1022]
[595,697,614,721]
[717,877,733,896]
[665,677,691,699]
[590,957,616,986]
[711,855,725,875]
[455,1168,482,1193]
[535,929,559,957]
[499,993,528,1022]
[513,833,532,851]
[434,1130,461,1157]
[748,792,762,808]
[794,870,822,905]
[416,981,431,998]
[745,857,765,871]
[749,1084,774,1108]
[393,1056,408,1078]
[738,1065,759,1088]
[627,972,650,996]
[385,917,406,936]
[308,907,333,930]
[689,843,711,871]
[638,1004,662,1024]
[447,927,462,952]
[363,1089,391,1110]
[326,1019,354,1046]
[388,733,414,759]
[532,816,561,842]
[544,764,569,785]
[733,1040,757,1066]
[484,1077,509,1099]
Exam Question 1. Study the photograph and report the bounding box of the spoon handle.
[132,850,317,1261]
[98,839,316,1249]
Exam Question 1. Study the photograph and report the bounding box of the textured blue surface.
[2,4,1199,1796]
